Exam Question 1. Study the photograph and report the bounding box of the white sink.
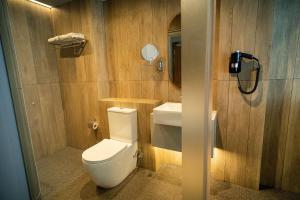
[153,102,182,127]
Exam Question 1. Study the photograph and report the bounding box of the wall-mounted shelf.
[48,33,87,56]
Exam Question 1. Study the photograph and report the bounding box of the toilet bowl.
[82,139,137,188]
[82,107,138,188]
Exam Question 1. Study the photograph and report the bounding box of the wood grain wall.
[105,0,181,102]
[8,0,181,169]
[51,0,181,149]
[7,0,67,160]
[51,0,109,149]
[212,0,300,192]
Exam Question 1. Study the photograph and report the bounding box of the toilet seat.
[82,139,129,164]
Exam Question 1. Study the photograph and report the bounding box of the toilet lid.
[82,139,127,163]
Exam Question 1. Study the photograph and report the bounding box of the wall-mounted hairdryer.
[229,50,261,94]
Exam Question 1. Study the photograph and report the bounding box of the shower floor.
[210,179,300,200]
[36,147,182,200]
[36,147,300,200]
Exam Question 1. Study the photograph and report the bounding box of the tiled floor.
[37,147,182,200]
[210,179,300,200]
[37,147,300,200]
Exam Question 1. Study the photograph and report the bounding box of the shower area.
[5,0,108,198]
[4,0,183,199]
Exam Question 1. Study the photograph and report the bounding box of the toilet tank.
[107,107,137,143]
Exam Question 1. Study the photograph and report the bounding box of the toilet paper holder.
[88,119,99,131]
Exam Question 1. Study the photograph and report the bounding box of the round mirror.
[141,44,159,64]
[168,14,181,88]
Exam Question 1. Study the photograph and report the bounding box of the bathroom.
[0,0,300,199]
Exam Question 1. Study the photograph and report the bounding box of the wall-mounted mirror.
[168,14,181,88]
[141,44,159,64]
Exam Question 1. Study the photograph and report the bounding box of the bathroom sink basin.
[153,102,182,127]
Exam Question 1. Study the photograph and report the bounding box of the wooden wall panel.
[27,4,59,84]
[80,1,97,82]
[22,85,48,159]
[214,80,268,189]
[294,40,300,78]
[167,0,181,23]
[168,82,182,102]
[141,81,169,102]
[231,0,258,54]
[213,0,300,192]
[262,0,300,193]
[97,81,110,100]
[8,0,37,85]
[212,0,220,81]
[152,0,168,81]
[260,80,292,188]
[254,0,274,80]
[291,0,300,79]
[52,0,180,151]
[105,0,181,102]
[52,3,86,83]
[109,81,142,98]
[269,0,300,79]
[215,0,233,80]
[211,80,229,181]
[104,0,117,81]
[38,84,66,152]
[127,0,143,81]
[60,83,101,149]
[7,0,66,160]
[90,1,108,82]
[51,0,109,148]
[282,79,300,193]
[230,0,258,81]
[245,81,268,189]
[225,81,251,186]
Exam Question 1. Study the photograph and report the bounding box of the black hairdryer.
[229,50,261,94]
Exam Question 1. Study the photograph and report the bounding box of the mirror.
[141,44,159,64]
[168,14,181,88]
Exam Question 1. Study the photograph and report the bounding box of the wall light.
[29,0,52,8]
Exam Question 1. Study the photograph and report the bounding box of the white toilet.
[82,107,138,188]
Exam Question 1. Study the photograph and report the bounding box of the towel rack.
[51,40,86,56]
[48,33,87,56]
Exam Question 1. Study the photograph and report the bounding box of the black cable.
[236,57,261,94]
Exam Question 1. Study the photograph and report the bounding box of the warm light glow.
[212,147,216,158]
[29,0,52,8]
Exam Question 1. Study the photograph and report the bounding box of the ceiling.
[35,0,72,7]
[36,0,107,7]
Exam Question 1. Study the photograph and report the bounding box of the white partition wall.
[182,0,214,199]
